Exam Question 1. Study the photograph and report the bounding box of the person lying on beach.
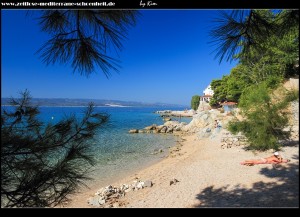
[240,152,290,166]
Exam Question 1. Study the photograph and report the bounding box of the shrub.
[191,95,200,111]
[227,83,294,151]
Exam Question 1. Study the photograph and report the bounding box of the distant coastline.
[1,98,186,108]
[104,104,131,107]
[1,105,133,108]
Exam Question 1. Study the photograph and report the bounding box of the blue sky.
[2,10,237,106]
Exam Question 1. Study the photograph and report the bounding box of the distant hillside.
[1,98,186,108]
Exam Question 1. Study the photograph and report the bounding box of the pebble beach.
[66,127,298,208]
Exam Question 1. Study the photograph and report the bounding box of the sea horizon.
[1,97,188,108]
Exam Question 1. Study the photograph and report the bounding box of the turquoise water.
[2,106,191,187]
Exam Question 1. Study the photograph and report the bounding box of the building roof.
[221,101,237,106]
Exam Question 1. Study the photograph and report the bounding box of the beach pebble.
[120,184,129,191]
[136,181,144,189]
[95,188,104,195]
[103,204,112,208]
[144,180,153,187]
[99,199,106,205]
[112,202,119,208]
[125,188,131,193]
[87,196,101,206]
[170,178,179,186]
[131,181,138,190]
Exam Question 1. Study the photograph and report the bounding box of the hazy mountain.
[1,98,186,108]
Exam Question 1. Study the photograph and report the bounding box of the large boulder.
[182,111,212,132]
[166,127,174,133]
[170,110,194,117]
[197,127,212,139]
[197,101,212,112]
[144,125,156,130]
[163,121,187,132]
[164,121,180,128]
[156,125,165,130]
[160,126,167,133]
[174,122,186,131]
[182,110,224,133]
[128,129,138,133]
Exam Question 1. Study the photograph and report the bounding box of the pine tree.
[35,10,139,77]
[1,90,108,207]
[227,83,298,151]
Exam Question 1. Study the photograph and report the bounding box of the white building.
[200,84,214,102]
[203,85,214,96]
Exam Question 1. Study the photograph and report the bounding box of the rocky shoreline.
[86,108,239,207]
[155,109,195,118]
[66,97,299,208]
[129,108,235,139]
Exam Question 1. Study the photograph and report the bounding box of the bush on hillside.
[227,83,298,151]
[191,95,200,111]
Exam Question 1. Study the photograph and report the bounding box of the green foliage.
[210,10,298,106]
[210,9,299,64]
[210,10,274,63]
[283,89,299,103]
[210,10,299,151]
[228,83,294,151]
[210,65,252,106]
[264,76,283,89]
[191,95,200,110]
[1,90,108,207]
[209,77,228,106]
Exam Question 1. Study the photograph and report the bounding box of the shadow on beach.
[193,153,299,207]
[281,140,299,147]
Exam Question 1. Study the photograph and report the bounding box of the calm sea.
[2,106,191,187]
